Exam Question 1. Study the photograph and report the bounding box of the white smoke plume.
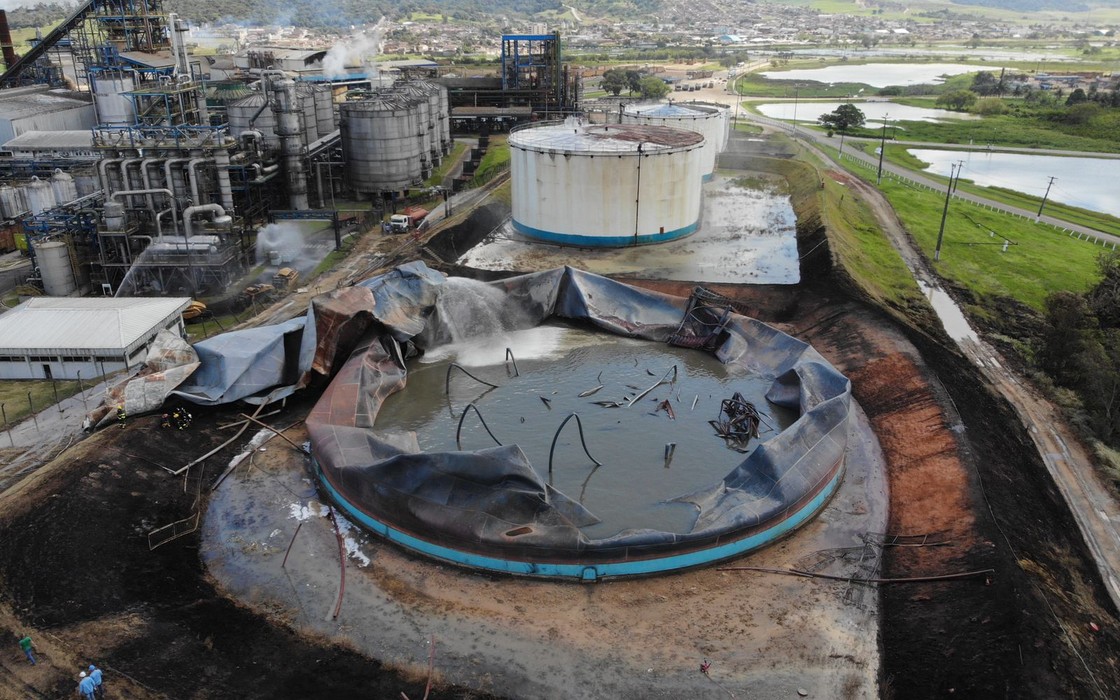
[321,24,383,80]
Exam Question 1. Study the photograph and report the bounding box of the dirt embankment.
[0,403,499,700]
[628,276,1120,698]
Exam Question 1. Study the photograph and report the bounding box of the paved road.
[741,111,1120,245]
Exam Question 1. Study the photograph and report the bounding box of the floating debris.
[664,442,677,468]
[709,392,762,452]
[539,396,552,410]
[593,400,623,408]
[655,399,676,420]
[578,385,605,398]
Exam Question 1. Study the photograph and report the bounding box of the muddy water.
[457,174,799,284]
[378,325,795,535]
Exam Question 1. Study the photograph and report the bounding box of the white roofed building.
[0,297,190,380]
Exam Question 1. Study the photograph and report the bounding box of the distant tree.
[970,71,1000,96]
[1038,291,1099,387]
[625,70,644,95]
[638,76,671,100]
[936,90,978,111]
[818,104,866,132]
[1066,87,1089,106]
[601,69,628,96]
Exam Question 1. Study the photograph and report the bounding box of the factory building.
[0,85,97,144]
[0,296,190,380]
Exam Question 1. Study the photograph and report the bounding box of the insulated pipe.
[119,158,144,205]
[213,149,235,212]
[186,157,213,205]
[163,157,191,204]
[183,203,225,240]
[110,189,179,238]
[98,158,123,195]
[140,158,161,212]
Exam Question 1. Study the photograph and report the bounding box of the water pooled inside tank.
[375,324,797,537]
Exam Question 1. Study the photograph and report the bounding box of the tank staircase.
[0,0,96,87]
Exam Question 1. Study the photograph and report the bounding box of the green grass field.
[468,136,510,187]
[0,379,83,427]
[832,146,1102,314]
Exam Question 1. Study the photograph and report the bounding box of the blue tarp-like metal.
[180,263,850,579]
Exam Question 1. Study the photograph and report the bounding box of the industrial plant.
[0,2,591,318]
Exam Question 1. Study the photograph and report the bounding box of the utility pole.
[791,87,799,136]
[876,114,889,184]
[935,163,958,262]
[1036,176,1056,221]
[952,160,965,193]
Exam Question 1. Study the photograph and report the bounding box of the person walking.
[88,664,104,699]
[18,633,36,665]
[77,671,96,700]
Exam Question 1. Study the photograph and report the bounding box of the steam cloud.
[322,25,383,79]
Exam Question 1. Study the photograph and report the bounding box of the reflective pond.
[758,63,992,88]
[909,149,1120,218]
[755,101,979,124]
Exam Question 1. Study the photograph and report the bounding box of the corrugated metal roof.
[3,130,94,150]
[0,86,92,120]
[118,51,178,69]
[510,123,703,154]
[0,297,191,354]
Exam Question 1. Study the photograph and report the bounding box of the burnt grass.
[0,400,499,700]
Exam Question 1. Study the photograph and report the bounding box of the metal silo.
[50,169,78,205]
[413,81,447,160]
[340,94,423,194]
[296,82,320,145]
[508,122,704,247]
[622,103,726,180]
[228,93,280,149]
[25,176,57,214]
[393,84,433,173]
[34,240,77,296]
[313,83,336,137]
[0,184,28,219]
[93,72,136,126]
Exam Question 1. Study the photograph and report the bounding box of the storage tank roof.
[341,94,417,112]
[625,103,720,118]
[510,123,703,154]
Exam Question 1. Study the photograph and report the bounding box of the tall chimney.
[0,11,18,71]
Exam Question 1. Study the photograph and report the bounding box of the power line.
[1036,176,1056,220]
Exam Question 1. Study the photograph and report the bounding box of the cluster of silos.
[0,170,87,218]
[339,81,450,196]
[226,81,337,150]
[508,122,705,247]
[621,102,729,181]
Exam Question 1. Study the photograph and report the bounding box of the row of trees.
[599,68,670,100]
[1039,253,1120,446]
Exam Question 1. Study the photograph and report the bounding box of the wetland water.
[376,325,796,537]
[759,63,993,88]
[756,100,978,124]
[909,149,1120,218]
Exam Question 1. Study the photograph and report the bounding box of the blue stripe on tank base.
[312,459,844,581]
[511,219,699,247]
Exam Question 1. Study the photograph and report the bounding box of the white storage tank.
[25,176,57,214]
[0,184,29,219]
[413,81,447,159]
[74,170,99,198]
[340,94,424,194]
[34,240,76,296]
[93,73,136,126]
[622,102,727,180]
[228,93,280,149]
[50,169,78,205]
[509,121,704,247]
